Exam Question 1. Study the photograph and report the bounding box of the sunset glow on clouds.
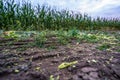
[20,0,120,18]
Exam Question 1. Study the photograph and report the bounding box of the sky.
[19,0,120,18]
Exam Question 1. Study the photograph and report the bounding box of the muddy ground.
[0,35,120,80]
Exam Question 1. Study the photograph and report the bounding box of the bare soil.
[0,36,120,80]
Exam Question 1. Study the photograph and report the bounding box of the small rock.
[72,75,81,80]
[77,72,84,78]
[89,72,99,78]
[81,67,98,73]
[83,74,91,79]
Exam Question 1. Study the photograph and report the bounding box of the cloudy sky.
[21,0,120,18]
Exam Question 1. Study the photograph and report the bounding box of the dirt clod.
[81,67,98,73]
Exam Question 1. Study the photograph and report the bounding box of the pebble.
[72,75,80,80]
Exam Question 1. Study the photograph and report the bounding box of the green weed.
[97,43,111,51]
[34,32,47,47]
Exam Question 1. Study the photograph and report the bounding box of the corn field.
[0,0,120,31]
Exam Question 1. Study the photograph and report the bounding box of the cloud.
[44,0,67,8]
[16,0,120,18]
[88,0,120,17]
[93,6,120,18]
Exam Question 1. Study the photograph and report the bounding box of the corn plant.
[0,0,120,30]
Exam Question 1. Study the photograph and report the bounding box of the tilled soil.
[0,37,120,80]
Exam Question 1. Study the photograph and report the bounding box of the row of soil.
[0,37,120,80]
